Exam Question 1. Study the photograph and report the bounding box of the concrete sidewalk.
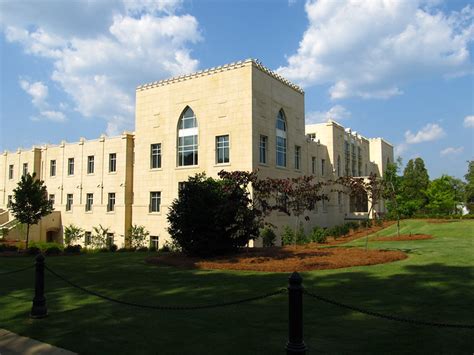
[0,329,76,355]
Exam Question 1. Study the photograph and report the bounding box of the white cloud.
[440,146,464,156]
[464,115,474,127]
[306,105,351,124]
[39,110,67,122]
[3,1,201,134]
[278,0,474,99]
[19,80,48,109]
[405,123,445,144]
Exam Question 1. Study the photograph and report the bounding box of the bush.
[260,228,277,247]
[149,246,157,252]
[29,241,64,251]
[109,244,118,252]
[44,246,61,256]
[0,244,19,252]
[26,246,40,255]
[295,223,308,245]
[98,247,109,253]
[117,248,135,252]
[64,245,82,254]
[309,227,327,244]
[167,173,259,257]
[281,226,295,246]
[64,224,84,246]
[136,246,149,252]
[127,225,149,249]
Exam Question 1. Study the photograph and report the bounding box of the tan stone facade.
[0,59,393,248]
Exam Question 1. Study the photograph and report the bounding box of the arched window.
[337,155,341,176]
[177,107,198,166]
[276,110,287,167]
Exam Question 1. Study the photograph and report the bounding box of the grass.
[0,219,473,354]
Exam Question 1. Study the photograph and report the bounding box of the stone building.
[0,59,393,248]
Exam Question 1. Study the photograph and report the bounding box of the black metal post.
[30,254,47,318]
[286,272,306,354]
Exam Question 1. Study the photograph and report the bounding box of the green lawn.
[1,219,473,354]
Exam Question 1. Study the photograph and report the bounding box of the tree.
[167,173,260,257]
[64,224,84,246]
[400,157,429,215]
[383,160,403,236]
[425,175,465,215]
[465,161,474,212]
[10,173,53,249]
[127,224,150,249]
[91,225,110,249]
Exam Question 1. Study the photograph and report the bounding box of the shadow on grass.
[0,254,473,354]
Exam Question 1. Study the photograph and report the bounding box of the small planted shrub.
[260,228,277,247]
[0,244,19,252]
[281,226,295,246]
[29,241,64,252]
[109,244,118,252]
[149,246,157,252]
[26,246,40,255]
[136,246,149,252]
[309,227,327,244]
[295,223,308,245]
[64,245,82,254]
[44,246,61,256]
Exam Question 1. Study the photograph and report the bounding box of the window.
[66,194,73,211]
[109,153,117,172]
[23,163,28,177]
[177,107,198,166]
[337,155,341,177]
[49,194,55,206]
[259,135,268,164]
[68,158,74,175]
[276,192,288,212]
[150,192,161,212]
[322,199,328,213]
[7,195,13,208]
[8,165,13,179]
[311,157,316,174]
[276,110,287,167]
[178,182,187,192]
[87,156,95,174]
[85,193,93,212]
[50,160,56,177]
[216,135,230,164]
[107,193,115,212]
[150,236,159,249]
[150,144,161,169]
[84,232,92,246]
[294,145,301,170]
[107,233,114,248]
[321,159,325,176]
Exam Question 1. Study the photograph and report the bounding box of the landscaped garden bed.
[146,245,407,272]
[372,234,433,241]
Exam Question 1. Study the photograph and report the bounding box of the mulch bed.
[372,234,433,241]
[146,246,407,272]
[321,220,395,246]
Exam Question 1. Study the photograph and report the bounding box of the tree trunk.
[26,224,30,249]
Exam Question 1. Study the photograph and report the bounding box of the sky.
[0,0,473,179]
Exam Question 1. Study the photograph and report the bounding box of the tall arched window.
[276,109,287,167]
[177,107,198,166]
[337,155,341,176]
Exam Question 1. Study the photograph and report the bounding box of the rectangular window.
[109,153,117,172]
[50,160,56,177]
[49,194,55,206]
[7,195,13,208]
[276,136,287,167]
[23,163,28,177]
[322,199,328,213]
[150,236,159,250]
[87,156,95,174]
[107,193,116,212]
[276,192,288,212]
[8,165,13,179]
[259,135,268,164]
[178,135,198,166]
[107,233,114,248]
[311,157,316,174]
[84,232,92,246]
[321,159,325,176]
[66,194,73,211]
[294,145,301,170]
[68,158,74,175]
[149,192,161,212]
[85,193,93,212]
[150,144,162,169]
[216,135,230,164]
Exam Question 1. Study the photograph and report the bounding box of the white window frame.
[149,191,161,213]
[109,153,117,173]
[150,143,162,169]
[216,135,230,164]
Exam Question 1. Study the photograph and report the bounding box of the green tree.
[465,161,474,212]
[64,224,84,246]
[167,173,259,257]
[91,225,110,249]
[383,160,403,236]
[10,173,53,248]
[400,157,430,215]
[425,175,464,215]
[127,224,150,249]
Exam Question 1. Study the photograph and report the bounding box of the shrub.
[109,244,118,252]
[117,248,134,252]
[64,224,84,246]
[26,246,40,255]
[98,247,109,253]
[126,225,149,249]
[295,223,308,245]
[29,241,64,251]
[136,246,149,252]
[260,228,277,247]
[167,173,259,257]
[281,226,295,246]
[149,246,157,252]
[0,244,19,252]
[309,227,327,244]
[44,246,61,256]
[64,245,82,254]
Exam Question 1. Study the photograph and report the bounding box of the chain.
[0,264,34,276]
[45,265,286,310]
[303,289,474,329]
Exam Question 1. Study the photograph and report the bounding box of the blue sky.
[0,0,473,179]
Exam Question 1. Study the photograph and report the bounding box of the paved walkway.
[0,329,76,355]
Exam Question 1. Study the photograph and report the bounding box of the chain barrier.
[0,264,34,276]
[303,289,474,329]
[45,265,286,310]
